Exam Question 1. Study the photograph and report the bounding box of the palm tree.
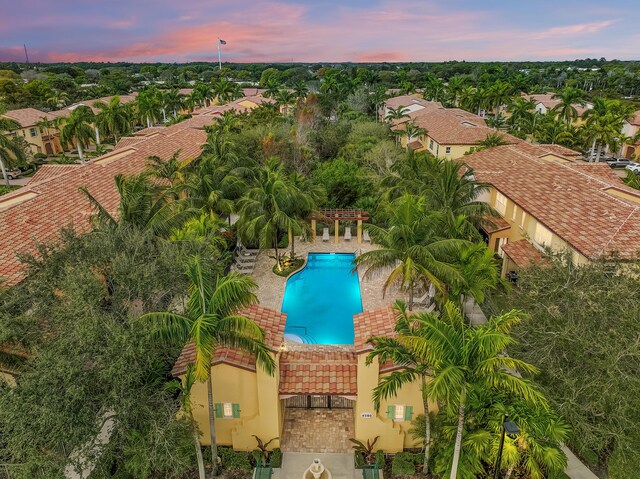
[507,97,536,134]
[93,95,132,144]
[476,132,508,151]
[423,74,445,103]
[366,300,435,474]
[552,87,585,124]
[210,110,242,134]
[212,78,235,103]
[385,105,410,122]
[46,90,70,109]
[293,80,309,101]
[135,89,161,128]
[275,90,295,115]
[284,172,323,257]
[486,81,513,120]
[57,105,94,162]
[237,159,299,271]
[403,122,426,147]
[192,83,214,107]
[263,79,281,99]
[406,302,547,479]
[0,112,27,187]
[371,88,387,122]
[446,77,467,107]
[354,194,468,310]
[80,172,193,236]
[449,242,500,313]
[162,89,185,119]
[165,365,206,479]
[140,256,275,477]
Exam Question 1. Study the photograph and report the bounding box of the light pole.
[493,415,520,479]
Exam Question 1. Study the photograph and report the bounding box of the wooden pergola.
[310,208,370,244]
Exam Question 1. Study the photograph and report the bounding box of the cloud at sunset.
[0,0,637,63]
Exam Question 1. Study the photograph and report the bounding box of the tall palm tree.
[237,159,298,271]
[275,90,295,115]
[354,194,468,310]
[162,89,185,119]
[140,256,275,477]
[446,77,467,107]
[507,97,536,134]
[0,112,26,187]
[165,365,206,479]
[293,80,309,101]
[426,159,494,240]
[403,122,426,146]
[385,106,410,122]
[263,79,281,99]
[423,74,445,103]
[486,81,513,120]
[46,90,70,109]
[552,87,585,124]
[135,89,161,128]
[93,95,132,144]
[80,172,193,236]
[212,78,235,103]
[367,300,435,474]
[449,242,500,312]
[284,171,323,257]
[371,88,387,122]
[192,83,214,107]
[406,302,547,479]
[57,105,94,162]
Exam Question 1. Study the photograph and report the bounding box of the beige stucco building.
[2,108,63,156]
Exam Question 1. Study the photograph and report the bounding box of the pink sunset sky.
[0,0,638,63]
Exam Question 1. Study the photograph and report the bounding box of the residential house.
[174,304,427,452]
[1,108,63,155]
[524,93,593,121]
[390,104,520,159]
[621,110,640,159]
[464,144,640,277]
[381,94,436,121]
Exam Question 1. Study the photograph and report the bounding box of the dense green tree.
[93,95,132,143]
[57,105,95,162]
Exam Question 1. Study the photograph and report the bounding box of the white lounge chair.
[322,227,330,242]
[344,226,352,241]
[363,230,371,242]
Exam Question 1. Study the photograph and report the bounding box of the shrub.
[375,450,385,468]
[269,448,282,468]
[218,447,252,472]
[391,453,416,476]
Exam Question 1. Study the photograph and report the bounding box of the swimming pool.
[282,253,362,344]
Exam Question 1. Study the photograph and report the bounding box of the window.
[495,191,507,215]
[520,212,527,229]
[511,204,518,222]
[29,127,37,137]
[214,402,240,419]
[534,223,553,247]
[387,404,413,422]
[429,139,434,150]
[445,146,451,155]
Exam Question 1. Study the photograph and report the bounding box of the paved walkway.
[281,409,354,453]
[281,452,355,479]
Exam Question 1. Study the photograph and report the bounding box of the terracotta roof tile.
[628,110,640,127]
[3,108,56,128]
[279,350,357,395]
[481,214,511,233]
[501,239,546,268]
[465,145,640,260]
[0,112,214,285]
[27,165,81,185]
[353,306,396,353]
[171,305,287,376]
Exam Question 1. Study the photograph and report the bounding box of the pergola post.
[357,219,362,243]
[311,218,317,243]
[334,217,339,244]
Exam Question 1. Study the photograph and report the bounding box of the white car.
[624,163,640,174]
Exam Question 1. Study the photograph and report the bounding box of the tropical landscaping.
[0,61,639,479]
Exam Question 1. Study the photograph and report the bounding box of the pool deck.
[253,237,405,313]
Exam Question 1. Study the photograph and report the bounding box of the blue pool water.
[282,253,362,344]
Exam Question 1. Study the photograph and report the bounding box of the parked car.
[6,168,22,180]
[607,159,633,169]
[625,163,640,174]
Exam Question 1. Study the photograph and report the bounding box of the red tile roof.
[279,350,357,395]
[537,143,582,158]
[465,145,640,260]
[394,107,520,146]
[385,95,435,110]
[0,117,211,285]
[27,165,81,185]
[525,93,591,116]
[2,108,56,128]
[407,140,424,150]
[113,136,145,150]
[353,306,396,353]
[171,305,287,376]
[628,111,640,127]
[481,214,511,234]
[502,239,546,268]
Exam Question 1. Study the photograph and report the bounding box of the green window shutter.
[232,403,241,418]
[386,405,395,419]
[404,406,413,421]
[214,403,223,418]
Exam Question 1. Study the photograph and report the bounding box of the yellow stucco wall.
[486,187,590,269]
[187,357,281,451]
[5,126,63,156]
[402,132,475,160]
[354,354,429,453]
